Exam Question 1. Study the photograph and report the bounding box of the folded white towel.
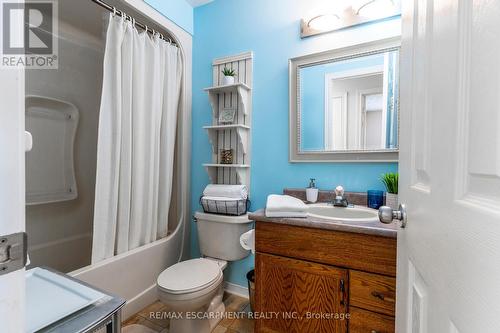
[202,196,241,201]
[203,184,248,199]
[265,194,308,218]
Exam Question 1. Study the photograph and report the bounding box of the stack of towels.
[265,194,308,218]
[201,184,248,215]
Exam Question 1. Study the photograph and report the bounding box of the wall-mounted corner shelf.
[202,52,253,190]
[203,125,251,155]
[204,83,252,116]
[203,164,250,185]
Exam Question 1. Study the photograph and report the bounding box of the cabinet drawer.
[256,222,397,276]
[350,270,396,316]
[349,307,395,333]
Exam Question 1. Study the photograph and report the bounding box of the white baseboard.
[224,281,249,299]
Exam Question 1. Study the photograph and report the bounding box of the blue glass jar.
[367,190,384,209]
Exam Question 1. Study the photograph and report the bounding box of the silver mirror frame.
[289,37,401,163]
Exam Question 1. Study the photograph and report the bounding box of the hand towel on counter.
[203,184,248,199]
[265,194,308,218]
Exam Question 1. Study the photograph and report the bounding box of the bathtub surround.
[191,0,400,288]
[92,14,183,263]
[25,18,104,272]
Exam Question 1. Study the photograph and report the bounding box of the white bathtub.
[70,219,187,320]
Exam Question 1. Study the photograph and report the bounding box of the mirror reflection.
[299,49,399,152]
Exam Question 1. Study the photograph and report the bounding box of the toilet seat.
[157,258,222,295]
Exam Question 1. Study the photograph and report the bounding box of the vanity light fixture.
[300,0,401,38]
[307,13,341,31]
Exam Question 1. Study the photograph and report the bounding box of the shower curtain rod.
[90,0,177,45]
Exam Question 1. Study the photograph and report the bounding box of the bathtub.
[70,218,187,320]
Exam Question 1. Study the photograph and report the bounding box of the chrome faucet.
[333,185,349,207]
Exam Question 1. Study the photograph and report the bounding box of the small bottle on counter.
[306,178,319,203]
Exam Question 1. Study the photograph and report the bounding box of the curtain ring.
[112,7,117,16]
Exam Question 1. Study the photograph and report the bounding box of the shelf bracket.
[235,167,249,186]
[237,86,250,115]
[205,129,218,154]
[204,165,218,184]
[208,94,218,118]
[236,127,249,155]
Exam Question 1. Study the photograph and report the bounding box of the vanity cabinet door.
[255,253,348,333]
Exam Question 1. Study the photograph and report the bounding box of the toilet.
[157,211,253,333]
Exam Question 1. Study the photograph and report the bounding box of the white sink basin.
[307,204,379,223]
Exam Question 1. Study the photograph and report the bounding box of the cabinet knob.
[371,330,378,333]
[371,291,385,300]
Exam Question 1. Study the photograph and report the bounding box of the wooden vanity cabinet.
[255,221,397,333]
[255,253,348,333]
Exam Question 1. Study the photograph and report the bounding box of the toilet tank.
[194,211,253,261]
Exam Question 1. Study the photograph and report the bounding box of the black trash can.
[247,269,255,312]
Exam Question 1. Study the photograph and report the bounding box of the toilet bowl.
[158,258,226,332]
[156,212,253,333]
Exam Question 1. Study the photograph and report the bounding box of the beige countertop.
[249,208,398,239]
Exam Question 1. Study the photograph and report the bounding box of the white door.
[0,55,26,332]
[395,0,500,331]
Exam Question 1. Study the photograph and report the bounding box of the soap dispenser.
[306,178,319,203]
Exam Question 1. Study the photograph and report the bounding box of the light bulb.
[307,14,340,31]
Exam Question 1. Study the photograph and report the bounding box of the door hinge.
[0,232,27,276]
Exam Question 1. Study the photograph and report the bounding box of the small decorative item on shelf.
[381,172,399,210]
[219,108,236,124]
[220,149,234,164]
[222,67,236,85]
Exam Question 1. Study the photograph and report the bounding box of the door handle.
[378,204,407,228]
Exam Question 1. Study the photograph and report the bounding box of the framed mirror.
[289,37,400,162]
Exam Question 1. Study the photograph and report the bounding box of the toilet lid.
[157,258,222,294]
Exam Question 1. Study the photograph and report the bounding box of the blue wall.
[145,0,194,35]
[192,0,400,287]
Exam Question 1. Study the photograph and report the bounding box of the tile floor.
[122,292,254,333]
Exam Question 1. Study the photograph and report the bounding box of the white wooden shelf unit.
[204,83,252,116]
[203,51,253,189]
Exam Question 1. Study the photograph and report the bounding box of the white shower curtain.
[92,14,182,263]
